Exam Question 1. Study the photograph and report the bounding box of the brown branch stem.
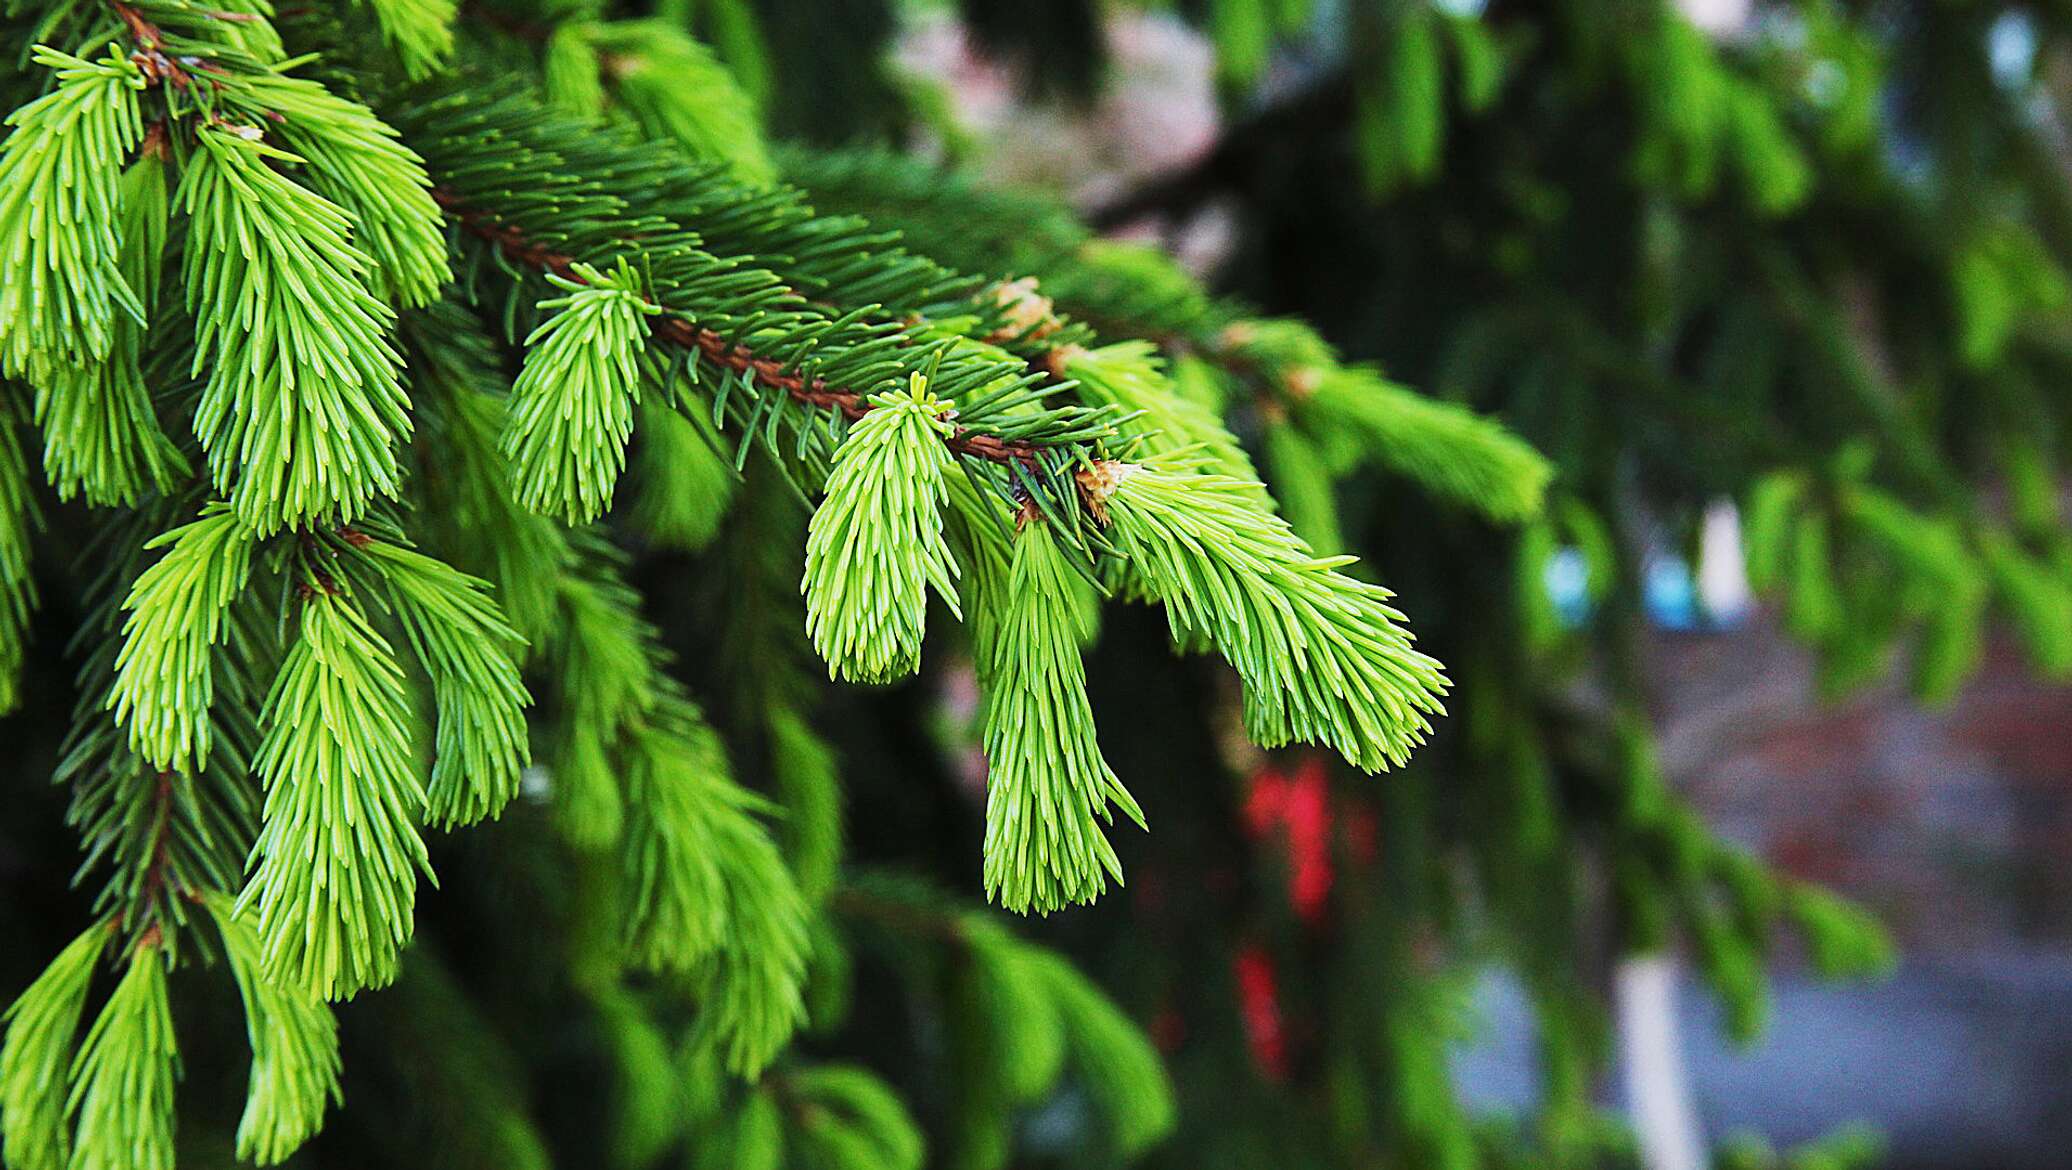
[111,1,195,89]
[429,187,1045,466]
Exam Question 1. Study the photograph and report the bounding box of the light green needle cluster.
[108,506,257,777]
[503,264,661,523]
[0,46,144,379]
[619,718,739,966]
[206,895,341,1166]
[64,948,178,1170]
[1299,365,1552,522]
[245,74,452,307]
[803,373,963,683]
[243,589,431,1002]
[1058,341,1259,481]
[33,153,187,506]
[181,124,410,536]
[980,520,1143,914]
[204,0,288,60]
[591,20,777,184]
[360,540,531,828]
[0,924,104,1170]
[543,22,609,119]
[1096,458,1449,772]
[357,0,458,80]
[621,701,808,1075]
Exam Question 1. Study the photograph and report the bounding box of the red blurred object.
[1232,946,1286,1081]
[1243,755,1335,924]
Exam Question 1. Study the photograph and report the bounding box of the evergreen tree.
[0,1,2049,1168]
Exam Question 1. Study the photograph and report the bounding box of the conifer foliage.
[0,0,2024,1168]
[0,0,1452,1163]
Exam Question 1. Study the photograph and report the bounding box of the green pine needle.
[979,520,1143,914]
[502,263,660,524]
[803,373,963,684]
[0,407,35,715]
[0,925,107,1170]
[64,946,178,1170]
[108,506,258,777]
[242,588,431,1001]
[357,540,532,829]
[181,123,411,536]
[33,152,186,507]
[0,46,144,378]
[356,0,458,80]
[621,701,808,1075]
[205,894,342,1166]
[630,400,739,552]
[787,1065,925,1170]
[1025,948,1176,1156]
[1300,366,1552,523]
[1097,458,1449,772]
[245,73,452,308]
[1060,341,1259,483]
[587,20,777,185]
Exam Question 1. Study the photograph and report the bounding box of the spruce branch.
[782,1065,926,1170]
[1023,948,1175,1157]
[245,71,452,307]
[33,149,188,507]
[0,407,36,715]
[541,553,652,847]
[789,146,1555,528]
[428,188,1047,468]
[1054,340,1261,483]
[354,0,458,79]
[109,2,197,89]
[398,303,571,644]
[621,698,809,1076]
[1221,319,1553,522]
[551,18,777,184]
[58,501,267,943]
[833,873,1177,1157]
